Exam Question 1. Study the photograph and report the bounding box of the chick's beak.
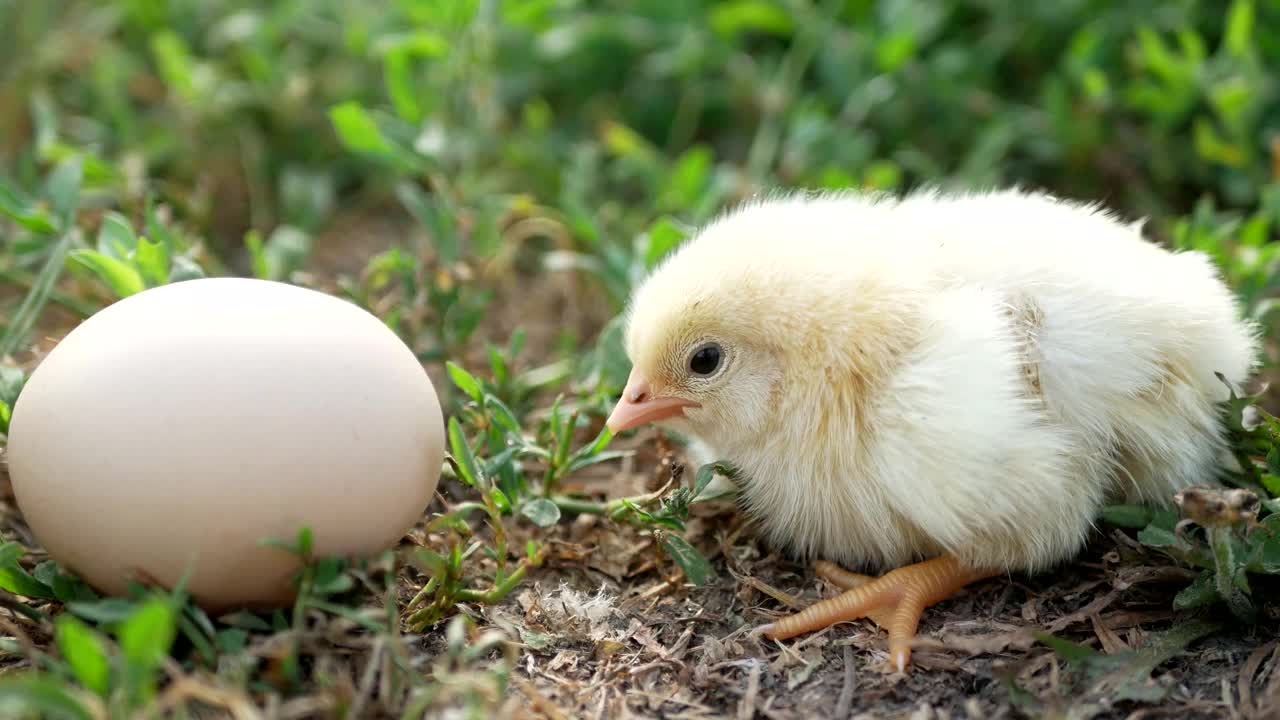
[606,370,701,433]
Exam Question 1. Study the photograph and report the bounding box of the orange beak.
[606,369,701,433]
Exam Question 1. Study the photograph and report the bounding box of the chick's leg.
[812,560,897,627]
[758,555,998,671]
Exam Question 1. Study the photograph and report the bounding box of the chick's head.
[607,208,857,446]
[605,196,922,461]
[605,286,785,447]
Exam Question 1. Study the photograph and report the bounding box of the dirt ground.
[439,435,1279,720]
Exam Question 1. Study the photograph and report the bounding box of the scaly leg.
[813,560,896,627]
[757,555,999,671]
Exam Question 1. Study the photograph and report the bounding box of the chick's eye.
[689,344,722,376]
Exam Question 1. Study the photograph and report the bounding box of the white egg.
[6,277,444,612]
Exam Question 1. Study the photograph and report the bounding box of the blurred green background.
[1,0,1278,399]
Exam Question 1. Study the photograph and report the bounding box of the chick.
[606,188,1259,671]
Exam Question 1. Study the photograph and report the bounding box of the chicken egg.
[6,277,445,612]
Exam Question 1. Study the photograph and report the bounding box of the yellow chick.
[605,188,1259,671]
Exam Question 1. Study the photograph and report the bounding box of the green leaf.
[619,498,659,524]
[311,558,354,596]
[0,367,25,411]
[0,179,57,233]
[1033,632,1099,666]
[1259,541,1280,574]
[566,427,614,465]
[0,225,76,359]
[177,608,216,666]
[118,599,177,674]
[691,462,740,502]
[0,543,55,599]
[413,547,448,577]
[519,498,561,528]
[552,407,576,468]
[66,598,140,625]
[875,32,918,73]
[641,217,686,270]
[95,212,137,258]
[168,256,205,283]
[709,0,794,38]
[518,627,553,650]
[48,571,95,604]
[45,157,84,222]
[150,31,198,105]
[0,677,95,720]
[383,50,422,124]
[490,487,512,514]
[245,229,269,279]
[329,102,393,157]
[219,611,273,632]
[372,31,449,59]
[261,226,311,281]
[1224,0,1254,58]
[68,250,145,298]
[1101,505,1154,529]
[296,527,314,558]
[448,417,483,488]
[661,534,712,585]
[143,197,178,255]
[1136,525,1181,548]
[484,395,522,438]
[446,362,483,403]
[864,160,904,190]
[1262,473,1280,498]
[1209,526,1255,621]
[0,367,21,434]
[1173,570,1218,610]
[132,237,169,287]
[565,450,628,474]
[660,146,712,211]
[216,628,248,655]
[487,345,509,386]
[54,616,111,697]
[395,182,458,263]
[483,445,521,478]
[693,464,719,499]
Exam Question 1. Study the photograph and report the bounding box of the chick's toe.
[760,556,999,671]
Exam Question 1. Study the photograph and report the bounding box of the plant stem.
[447,502,488,518]
[1208,525,1256,621]
[550,483,674,520]
[549,495,609,516]
[0,228,79,358]
[404,577,438,614]
[0,266,96,317]
[455,552,542,605]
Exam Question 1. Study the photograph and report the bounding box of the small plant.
[401,358,738,631]
[0,529,517,718]
[1103,377,1280,621]
[1005,619,1222,717]
[0,158,91,360]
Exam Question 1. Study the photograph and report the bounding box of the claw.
[762,555,998,670]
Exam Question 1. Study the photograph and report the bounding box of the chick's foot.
[756,555,998,672]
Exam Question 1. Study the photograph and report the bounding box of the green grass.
[1,0,1279,716]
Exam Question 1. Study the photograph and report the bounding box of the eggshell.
[6,278,444,612]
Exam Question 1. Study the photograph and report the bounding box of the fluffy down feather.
[611,188,1259,576]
